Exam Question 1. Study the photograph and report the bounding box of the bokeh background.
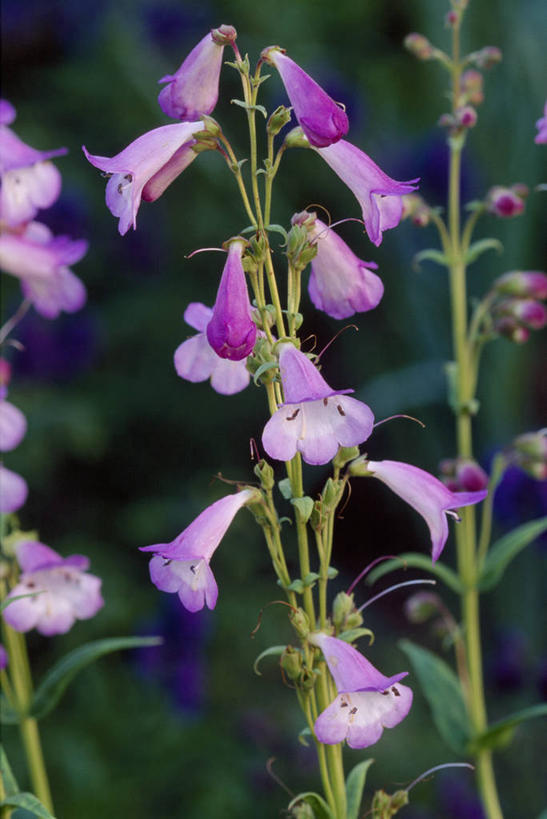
[1,0,546,816]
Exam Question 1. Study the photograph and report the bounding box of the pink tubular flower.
[140,489,258,612]
[0,222,87,319]
[206,240,257,361]
[262,48,348,147]
[315,140,419,246]
[535,101,547,144]
[82,121,205,235]
[293,211,383,318]
[356,459,487,561]
[3,541,104,636]
[486,185,527,218]
[0,398,27,452]
[262,345,374,466]
[493,271,547,300]
[158,26,237,120]
[0,464,28,513]
[174,302,250,395]
[310,633,412,749]
[0,100,66,226]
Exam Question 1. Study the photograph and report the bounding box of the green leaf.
[291,496,315,523]
[346,759,374,819]
[29,636,162,720]
[412,248,449,271]
[0,694,19,725]
[0,792,56,818]
[230,98,268,118]
[298,726,312,747]
[302,572,320,588]
[1,590,45,613]
[326,566,338,580]
[338,627,374,645]
[265,224,288,241]
[0,744,19,796]
[399,639,469,753]
[252,360,278,385]
[284,578,305,593]
[479,517,547,591]
[367,553,462,594]
[288,791,334,819]
[464,237,503,265]
[469,703,547,753]
[278,477,293,500]
[253,645,286,676]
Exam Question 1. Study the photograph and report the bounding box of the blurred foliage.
[1,0,545,816]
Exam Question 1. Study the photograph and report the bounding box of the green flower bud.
[333,446,361,469]
[372,789,409,818]
[254,459,275,491]
[348,455,371,477]
[289,607,310,640]
[267,105,292,136]
[299,666,317,690]
[332,591,355,629]
[281,645,303,681]
[283,127,310,149]
[404,33,435,60]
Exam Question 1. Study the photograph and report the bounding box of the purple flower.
[174,302,250,395]
[262,345,374,465]
[486,185,526,218]
[140,489,258,612]
[158,25,237,120]
[314,139,419,246]
[0,100,66,226]
[0,464,28,513]
[356,459,487,561]
[0,222,87,319]
[3,541,103,635]
[310,633,412,749]
[0,397,27,451]
[83,121,205,235]
[493,271,547,300]
[535,101,547,144]
[0,643,7,671]
[206,240,257,361]
[262,48,348,148]
[293,211,383,318]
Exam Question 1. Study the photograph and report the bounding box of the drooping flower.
[486,185,527,218]
[309,632,412,749]
[206,240,257,361]
[261,48,348,147]
[174,302,250,395]
[350,458,487,561]
[0,222,87,319]
[314,139,419,246]
[0,397,27,451]
[0,464,28,513]
[262,345,374,465]
[3,541,104,636]
[140,489,259,612]
[534,101,547,144]
[292,211,383,319]
[0,100,66,226]
[83,121,205,235]
[158,26,237,121]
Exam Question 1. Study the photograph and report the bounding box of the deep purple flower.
[158,25,237,120]
[0,397,27,452]
[293,211,383,319]
[83,121,205,235]
[535,101,547,144]
[206,240,257,361]
[0,222,87,319]
[140,489,259,612]
[309,633,412,749]
[262,48,348,148]
[353,458,488,561]
[486,185,526,218]
[314,139,419,246]
[174,302,250,395]
[0,100,66,226]
[262,345,374,466]
[3,541,103,635]
[0,464,28,513]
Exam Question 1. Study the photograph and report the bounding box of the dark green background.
[2,0,545,816]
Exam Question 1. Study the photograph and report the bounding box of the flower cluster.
[490,270,547,343]
[0,358,27,513]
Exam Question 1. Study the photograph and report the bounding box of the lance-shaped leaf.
[0,744,19,796]
[464,237,503,265]
[412,248,449,271]
[346,759,374,819]
[253,645,286,676]
[29,636,162,720]
[0,792,56,818]
[479,517,547,590]
[469,703,547,753]
[367,552,463,594]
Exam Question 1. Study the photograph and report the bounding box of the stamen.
[357,579,436,612]
[406,762,474,793]
[347,554,400,595]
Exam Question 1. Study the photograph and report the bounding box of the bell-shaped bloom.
[3,540,104,636]
[315,139,419,246]
[174,302,250,395]
[158,25,237,120]
[83,121,205,235]
[363,459,488,561]
[535,101,547,144]
[262,48,348,148]
[310,633,412,749]
[0,463,28,513]
[0,101,66,226]
[140,489,258,612]
[262,345,374,465]
[294,211,383,318]
[0,222,87,319]
[0,398,27,451]
[206,240,257,361]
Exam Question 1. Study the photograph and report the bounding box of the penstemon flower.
[0,395,27,452]
[0,463,28,513]
[534,100,547,144]
[262,344,374,465]
[174,302,251,395]
[310,633,413,749]
[3,541,104,635]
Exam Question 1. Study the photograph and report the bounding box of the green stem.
[291,454,315,626]
[316,668,347,818]
[476,454,507,571]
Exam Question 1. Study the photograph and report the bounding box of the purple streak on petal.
[0,464,28,513]
[0,400,27,451]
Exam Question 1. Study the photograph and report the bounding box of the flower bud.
[347,455,371,477]
[455,458,489,491]
[332,591,356,629]
[283,127,310,150]
[511,430,547,480]
[461,69,484,105]
[495,298,547,329]
[455,105,477,128]
[333,445,361,469]
[207,239,257,361]
[281,645,303,681]
[404,33,435,60]
[210,24,237,47]
[494,316,530,344]
[267,105,292,136]
[289,607,310,640]
[493,271,547,300]
[445,10,459,27]
[372,789,409,817]
[486,185,527,218]
[253,459,275,491]
[470,46,502,69]
[404,591,441,624]
[401,193,431,226]
[290,801,315,818]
